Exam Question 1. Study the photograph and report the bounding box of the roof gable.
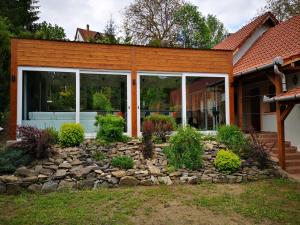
[213,12,278,51]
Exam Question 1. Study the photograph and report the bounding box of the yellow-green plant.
[214,149,241,174]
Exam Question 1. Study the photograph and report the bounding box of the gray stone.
[150,176,159,185]
[140,179,153,186]
[15,166,36,177]
[169,171,182,177]
[71,159,82,166]
[78,178,97,189]
[148,165,160,175]
[27,184,42,193]
[187,176,199,184]
[54,169,67,179]
[59,162,72,169]
[158,176,172,185]
[119,176,139,186]
[200,175,212,183]
[0,175,19,183]
[57,180,76,190]
[22,176,39,183]
[39,168,54,176]
[0,181,6,193]
[41,181,58,193]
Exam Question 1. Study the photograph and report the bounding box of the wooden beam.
[275,75,285,169]
[280,103,295,121]
[238,79,243,130]
[267,74,276,86]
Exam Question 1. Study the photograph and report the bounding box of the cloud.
[38,0,267,39]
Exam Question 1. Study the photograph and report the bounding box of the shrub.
[164,126,204,170]
[92,90,112,113]
[214,149,241,174]
[248,129,272,168]
[0,148,33,174]
[202,134,217,141]
[95,114,125,142]
[59,123,84,147]
[10,126,54,159]
[111,156,134,169]
[142,120,154,159]
[217,125,248,156]
[144,114,176,142]
[44,127,59,144]
[92,151,106,161]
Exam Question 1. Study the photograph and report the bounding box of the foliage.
[0,17,13,114]
[144,114,176,142]
[0,0,39,33]
[92,151,106,161]
[34,21,66,40]
[206,14,228,47]
[44,127,59,144]
[175,3,210,48]
[0,111,9,127]
[248,129,272,168]
[217,125,248,156]
[95,114,126,142]
[123,0,183,45]
[59,123,84,148]
[214,149,241,174]
[142,120,154,159]
[92,89,112,112]
[95,17,119,44]
[0,148,33,174]
[260,0,300,21]
[10,126,54,159]
[111,155,134,169]
[164,126,204,170]
[202,134,217,141]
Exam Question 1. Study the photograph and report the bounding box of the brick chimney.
[86,24,90,38]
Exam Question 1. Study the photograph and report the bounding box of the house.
[9,39,234,140]
[74,24,103,41]
[215,12,300,174]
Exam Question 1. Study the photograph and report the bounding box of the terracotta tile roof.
[234,15,300,75]
[272,87,300,102]
[213,12,278,51]
[76,28,101,41]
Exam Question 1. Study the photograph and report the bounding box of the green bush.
[217,125,248,156]
[164,126,204,170]
[95,114,126,142]
[214,149,241,174]
[111,156,134,169]
[144,114,176,142]
[44,127,59,144]
[59,123,84,147]
[0,148,33,174]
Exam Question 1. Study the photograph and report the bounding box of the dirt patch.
[132,199,263,225]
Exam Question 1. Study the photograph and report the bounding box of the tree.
[175,3,210,48]
[206,14,228,48]
[34,21,66,40]
[261,0,300,21]
[94,17,119,44]
[0,0,39,32]
[0,17,13,113]
[123,0,183,45]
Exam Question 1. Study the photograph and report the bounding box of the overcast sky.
[38,0,267,40]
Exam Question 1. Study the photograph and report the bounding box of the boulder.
[54,169,67,179]
[148,165,160,175]
[41,181,58,193]
[39,168,55,176]
[119,176,139,186]
[57,180,76,191]
[15,167,36,177]
[158,176,172,185]
[27,184,42,193]
[0,175,19,183]
[58,162,72,169]
[112,170,126,178]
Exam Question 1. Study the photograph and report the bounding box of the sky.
[38,0,267,40]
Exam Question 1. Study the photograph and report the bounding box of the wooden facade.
[10,38,234,138]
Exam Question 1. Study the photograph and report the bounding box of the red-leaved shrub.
[142,120,154,159]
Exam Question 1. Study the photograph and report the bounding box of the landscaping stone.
[0,181,6,193]
[15,167,36,177]
[119,176,139,186]
[158,176,172,185]
[28,184,42,193]
[54,169,67,179]
[57,180,76,190]
[59,162,72,169]
[41,181,58,193]
[111,170,126,178]
[148,165,160,175]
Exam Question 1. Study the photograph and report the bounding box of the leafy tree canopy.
[261,0,300,21]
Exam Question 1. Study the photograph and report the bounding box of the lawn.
[0,179,299,225]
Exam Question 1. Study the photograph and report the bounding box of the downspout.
[263,94,300,103]
[273,57,287,92]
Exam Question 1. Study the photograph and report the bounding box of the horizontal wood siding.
[10,39,233,138]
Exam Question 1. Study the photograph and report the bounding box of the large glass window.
[80,73,128,133]
[140,75,182,126]
[22,71,76,130]
[186,77,226,130]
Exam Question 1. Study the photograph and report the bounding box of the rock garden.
[0,114,284,194]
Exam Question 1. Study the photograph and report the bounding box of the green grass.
[0,179,299,225]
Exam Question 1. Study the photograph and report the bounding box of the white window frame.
[17,66,132,137]
[137,71,229,136]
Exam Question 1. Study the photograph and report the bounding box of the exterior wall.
[10,39,234,138]
[233,24,271,65]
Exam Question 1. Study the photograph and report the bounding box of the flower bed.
[0,139,282,194]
